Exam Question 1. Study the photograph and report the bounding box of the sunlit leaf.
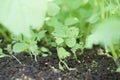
[13,42,28,53]
[47,1,60,16]
[0,48,3,54]
[0,0,47,37]
[65,17,79,26]
[52,26,67,38]
[66,27,79,38]
[55,37,64,45]
[37,30,46,41]
[85,17,120,49]
[46,18,64,27]
[57,47,70,59]
[65,38,76,47]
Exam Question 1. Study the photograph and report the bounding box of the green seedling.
[85,17,120,60]
[5,44,22,65]
[11,30,47,61]
[40,47,52,57]
[52,26,82,60]
[57,47,76,71]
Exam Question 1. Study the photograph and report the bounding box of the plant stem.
[100,0,105,19]
[11,55,22,65]
[116,0,120,5]
[110,44,118,60]
[94,0,98,6]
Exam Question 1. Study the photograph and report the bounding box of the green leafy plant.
[0,0,120,72]
[0,0,47,37]
[85,17,120,60]
[11,30,48,61]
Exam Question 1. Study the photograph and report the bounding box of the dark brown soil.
[0,47,120,80]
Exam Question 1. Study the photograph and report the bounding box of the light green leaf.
[42,53,49,57]
[37,30,46,41]
[46,18,64,27]
[116,67,120,72]
[0,0,47,37]
[40,47,49,52]
[116,64,120,72]
[87,13,99,23]
[66,27,79,38]
[71,43,84,53]
[85,17,120,49]
[0,48,3,54]
[57,47,70,59]
[65,17,79,26]
[52,26,67,38]
[65,38,76,47]
[47,1,60,16]
[41,47,51,57]
[55,37,64,45]
[13,42,28,53]
[59,62,64,71]
[64,0,83,10]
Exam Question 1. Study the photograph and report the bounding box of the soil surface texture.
[0,47,120,80]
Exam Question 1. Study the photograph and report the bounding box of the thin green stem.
[11,55,22,65]
[116,0,120,5]
[100,0,105,19]
[110,44,118,60]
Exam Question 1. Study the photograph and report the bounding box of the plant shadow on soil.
[0,46,120,80]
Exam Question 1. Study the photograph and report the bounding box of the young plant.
[11,30,48,61]
[85,17,120,60]
[5,44,23,65]
[57,47,71,71]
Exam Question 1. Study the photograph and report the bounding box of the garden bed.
[0,0,120,80]
[0,47,120,80]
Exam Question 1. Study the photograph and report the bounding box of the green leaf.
[47,2,60,16]
[0,0,47,37]
[59,62,64,71]
[85,17,120,49]
[37,30,46,41]
[13,43,28,53]
[71,43,84,53]
[66,27,79,38]
[63,0,83,10]
[40,47,51,56]
[52,26,67,38]
[0,48,8,58]
[5,44,12,54]
[57,47,70,59]
[42,53,49,57]
[65,17,79,26]
[46,18,64,27]
[116,64,120,72]
[41,47,49,52]
[65,38,76,47]
[55,37,64,45]
[0,48,3,54]
[87,13,99,23]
